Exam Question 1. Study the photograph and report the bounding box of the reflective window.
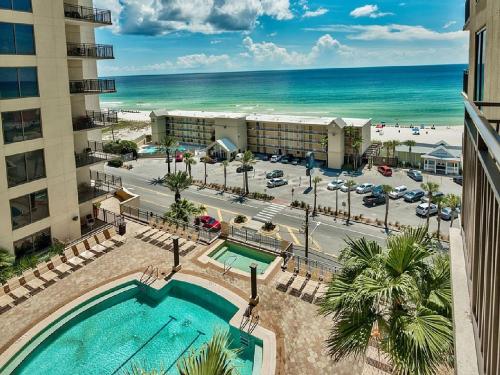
[475,29,486,102]
[1,109,41,143]
[10,189,49,230]
[14,227,51,257]
[19,67,38,96]
[0,68,19,99]
[0,67,38,99]
[0,0,31,11]
[14,24,35,54]
[0,23,15,54]
[6,149,46,187]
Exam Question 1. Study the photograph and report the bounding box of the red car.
[197,215,221,231]
[377,165,393,176]
[175,153,183,162]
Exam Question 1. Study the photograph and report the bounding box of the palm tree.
[312,176,322,216]
[344,180,357,225]
[391,139,400,158]
[351,135,363,170]
[222,160,229,191]
[434,195,445,240]
[160,135,178,175]
[183,154,197,178]
[404,139,416,167]
[200,156,210,186]
[164,171,192,202]
[240,150,256,195]
[383,141,392,159]
[164,199,205,224]
[320,136,328,167]
[381,184,393,232]
[421,182,440,229]
[443,194,461,228]
[177,329,241,375]
[0,248,15,284]
[320,227,453,375]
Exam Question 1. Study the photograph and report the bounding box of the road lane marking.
[285,226,302,246]
[310,237,322,251]
[276,232,282,241]
[217,209,223,221]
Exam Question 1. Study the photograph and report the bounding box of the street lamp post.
[335,188,339,220]
[304,207,309,264]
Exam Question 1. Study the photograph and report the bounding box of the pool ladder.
[140,265,159,286]
[222,255,238,275]
[239,306,259,347]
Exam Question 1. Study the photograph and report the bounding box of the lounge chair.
[63,249,84,268]
[276,271,295,291]
[151,232,169,246]
[148,230,165,243]
[314,283,329,303]
[135,226,151,238]
[36,263,59,284]
[7,278,31,300]
[301,279,319,302]
[0,285,15,309]
[142,228,159,240]
[289,274,308,296]
[104,228,126,245]
[49,256,72,275]
[73,244,96,261]
[21,270,45,292]
[94,232,114,249]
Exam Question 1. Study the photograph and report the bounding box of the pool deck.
[0,220,364,375]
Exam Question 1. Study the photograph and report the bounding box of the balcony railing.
[463,69,469,96]
[75,141,133,168]
[69,79,116,94]
[64,3,112,25]
[90,170,122,188]
[67,43,114,59]
[73,110,118,131]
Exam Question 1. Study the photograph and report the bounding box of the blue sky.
[95,0,468,76]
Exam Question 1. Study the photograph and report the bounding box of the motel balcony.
[69,79,116,95]
[67,43,114,59]
[73,110,118,131]
[64,3,112,25]
[77,171,121,204]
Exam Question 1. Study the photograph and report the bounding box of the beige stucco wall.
[151,115,166,144]
[327,124,344,169]
[213,117,247,152]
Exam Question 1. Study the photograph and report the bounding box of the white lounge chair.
[314,283,329,303]
[301,279,319,302]
[36,263,59,283]
[104,228,126,244]
[8,278,31,300]
[276,271,294,291]
[49,256,72,275]
[289,275,307,296]
[0,285,15,309]
[135,226,151,238]
[21,270,45,291]
[94,232,114,249]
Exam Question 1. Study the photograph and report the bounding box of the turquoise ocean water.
[102,64,466,126]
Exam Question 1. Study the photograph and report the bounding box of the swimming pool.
[138,145,187,154]
[209,241,277,275]
[3,280,262,375]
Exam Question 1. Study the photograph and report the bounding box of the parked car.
[416,203,438,217]
[291,158,299,166]
[327,179,345,190]
[175,153,184,162]
[270,155,282,163]
[196,215,221,231]
[389,185,408,199]
[440,207,460,220]
[281,157,291,164]
[404,189,425,203]
[421,191,444,203]
[236,165,253,173]
[356,183,374,194]
[363,193,387,207]
[261,155,269,161]
[340,183,358,192]
[204,156,217,164]
[234,153,244,161]
[453,175,463,185]
[377,165,393,177]
[407,169,423,181]
[266,170,284,179]
[267,178,288,188]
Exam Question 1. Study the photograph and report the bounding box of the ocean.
[101,64,467,126]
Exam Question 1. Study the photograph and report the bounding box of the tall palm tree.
[161,135,178,175]
[183,154,197,178]
[164,171,192,202]
[200,156,210,185]
[240,150,256,195]
[383,141,392,159]
[404,139,416,167]
[320,136,329,167]
[391,139,400,158]
[421,181,440,229]
[434,195,445,240]
[221,160,229,191]
[183,152,193,172]
[352,135,363,170]
[164,199,205,224]
[0,248,15,284]
[177,329,241,375]
[381,184,393,232]
[312,176,322,216]
[344,180,357,225]
[443,194,461,228]
[320,227,453,375]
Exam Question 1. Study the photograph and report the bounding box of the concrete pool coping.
[197,239,283,283]
[0,271,276,375]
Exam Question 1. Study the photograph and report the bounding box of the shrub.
[262,221,276,231]
[291,200,300,207]
[107,158,123,168]
[234,215,247,224]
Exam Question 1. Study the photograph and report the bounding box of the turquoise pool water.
[139,145,187,154]
[5,280,261,375]
[209,242,276,275]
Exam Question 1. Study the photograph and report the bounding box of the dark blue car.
[403,189,425,203]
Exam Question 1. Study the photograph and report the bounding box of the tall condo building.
[452,0,499,374]
[0,0,117,256]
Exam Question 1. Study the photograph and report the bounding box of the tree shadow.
[148,177,165,185]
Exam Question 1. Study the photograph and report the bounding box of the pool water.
[209,242,276,275]
[139,145,187,154]
[7,281,261,375]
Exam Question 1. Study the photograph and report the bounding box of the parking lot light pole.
[335,188,339,219]
[304,207,309,264]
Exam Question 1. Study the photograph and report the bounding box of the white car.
[234,153,244,161]
[267,178,288,188]
[356,183,374,194]
[388,185,408,199]
[416,203,438,216]
[327,179,345,190]
[340,183,357,192]
[270,155,282,163]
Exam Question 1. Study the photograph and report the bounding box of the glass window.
[12,0,31,12]
[0,68,19,99]
[10,189,49,229]
[0,23,15,54]
[14,24,35,54]
[14,227,51,257]
[6,149,45,187]
[1,110,23,143]
[25,149,45,181]
[475,29,486,102]
[21,109,42,140]
[0,0,11,9]
[30,189,49,222]
[19,67,38,97]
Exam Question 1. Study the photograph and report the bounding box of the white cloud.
[176,53,232,68]
[303,7,328,18]
[443,21,457,29]
[98,0,293,36]
[350,4,393,18]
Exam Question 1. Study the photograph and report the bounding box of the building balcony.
[464,0,470,25]
[69,79,116,94]
[64,3,112,25]
[67,43,114,59]
[73,110,118,131]
[77,170,121,204]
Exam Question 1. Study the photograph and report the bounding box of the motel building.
[150,110,372,169]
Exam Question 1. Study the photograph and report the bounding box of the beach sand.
[117,110,151,122]
[371,125,463,146]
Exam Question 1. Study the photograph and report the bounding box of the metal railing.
[228,226,282,253]
[283,252,342,277]
[69,79,116,94]
[96,208,125,228]
[77,183,111,204]
[72,110,118,131]
[67,43,114,59]
[90,170,122,188]
[64,3,112,25]
[463,69,469,96]
[75,141,132,168]
[464,0,470,24]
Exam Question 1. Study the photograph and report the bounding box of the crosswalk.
[253,203,286,223]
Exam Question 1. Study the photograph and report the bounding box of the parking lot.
[126,155,462,234]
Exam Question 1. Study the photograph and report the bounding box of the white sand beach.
[371,125,463,146]
[117,110,151,122]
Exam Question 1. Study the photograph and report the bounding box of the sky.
[94,0,469,77]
